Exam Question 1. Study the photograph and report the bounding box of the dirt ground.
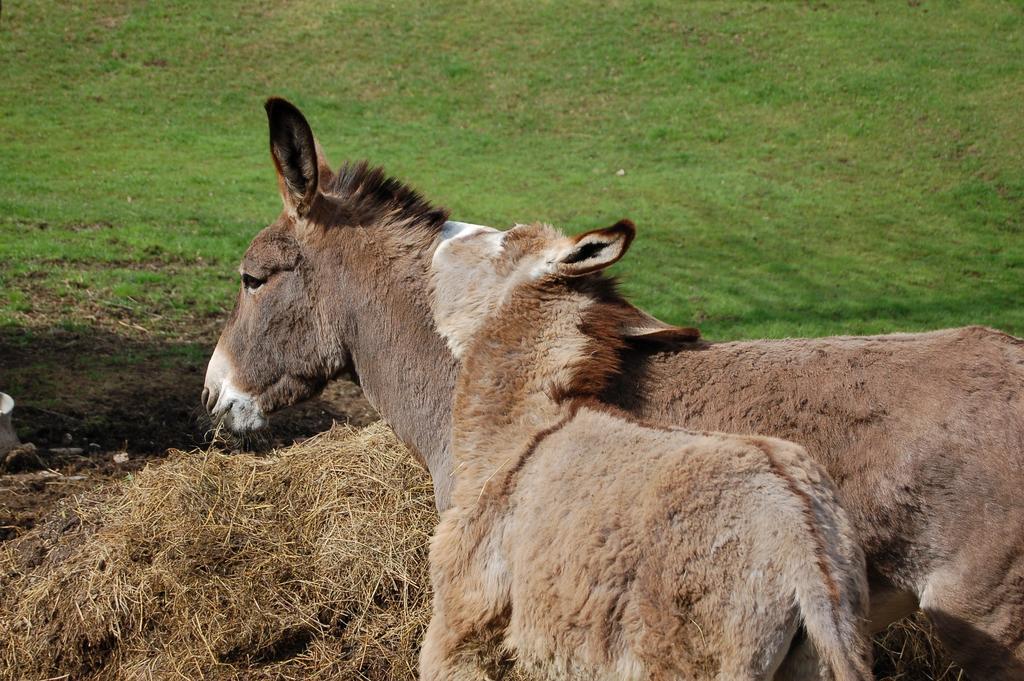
[0,321,378,541]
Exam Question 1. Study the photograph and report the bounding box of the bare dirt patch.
[0,320,377,541]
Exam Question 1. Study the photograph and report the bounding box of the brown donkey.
[204,99,1024,678]
[421,219,872,680]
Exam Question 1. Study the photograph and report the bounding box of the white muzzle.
[203,344,267,432]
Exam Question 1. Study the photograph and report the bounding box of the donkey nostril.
[203,387,217,414]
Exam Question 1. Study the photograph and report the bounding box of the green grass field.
[3,0,1022,344]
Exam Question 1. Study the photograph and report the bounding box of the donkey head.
[203,99,451,434]
[429,220,637,358]
[202,99,342,432]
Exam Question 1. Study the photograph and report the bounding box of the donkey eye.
[241,273,265,291]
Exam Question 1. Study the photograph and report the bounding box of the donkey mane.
[318,160,451,232]
[477,275,707,504]
[547,274,701,404]
[546,275,634,403]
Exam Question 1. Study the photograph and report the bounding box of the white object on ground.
[0,393,20,457]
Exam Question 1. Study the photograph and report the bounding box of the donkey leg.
[419,610,499,681]
[760,612,830,681]
[717,604,813,681]
[771,632,828,681]
[419,579,512,681]
[920,562,1024,680]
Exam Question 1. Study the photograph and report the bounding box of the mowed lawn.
[1,1,1022,343]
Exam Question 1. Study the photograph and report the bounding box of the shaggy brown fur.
[422,221,872,680]
[206,99,1024,678]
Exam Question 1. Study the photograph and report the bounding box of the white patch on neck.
[434,220,505,265]
[442,333,468,360]
[440,220,490,240]
[431,220,508,359]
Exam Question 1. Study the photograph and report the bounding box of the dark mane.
[318,160,450,231]
[550,274,701,403]
[549,276,634,402]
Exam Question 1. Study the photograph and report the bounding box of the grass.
[1,0,1021,344]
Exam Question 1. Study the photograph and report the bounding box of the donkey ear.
[265,97,323,217]
[553,219,636,276]
[616,303,701,344]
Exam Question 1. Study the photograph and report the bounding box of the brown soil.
[0,320,378,541]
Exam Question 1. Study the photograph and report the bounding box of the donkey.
[204,98,1024,678]
[421,218,872,681]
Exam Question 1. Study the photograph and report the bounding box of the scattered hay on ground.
[0,422,966,680]
[0,422,436,680]
[874,614,968,681]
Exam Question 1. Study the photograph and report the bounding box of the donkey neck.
[337,228,460,509]
[451,284,620,485]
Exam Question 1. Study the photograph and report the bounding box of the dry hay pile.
[873,615,967,681]
[0,422,435,680]
[0,422,965,680]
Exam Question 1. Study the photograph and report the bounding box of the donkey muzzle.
[203,345,267,433]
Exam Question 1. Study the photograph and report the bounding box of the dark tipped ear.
[554,219,636,276]
[265,97,321,216]
[616,303,701,344]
